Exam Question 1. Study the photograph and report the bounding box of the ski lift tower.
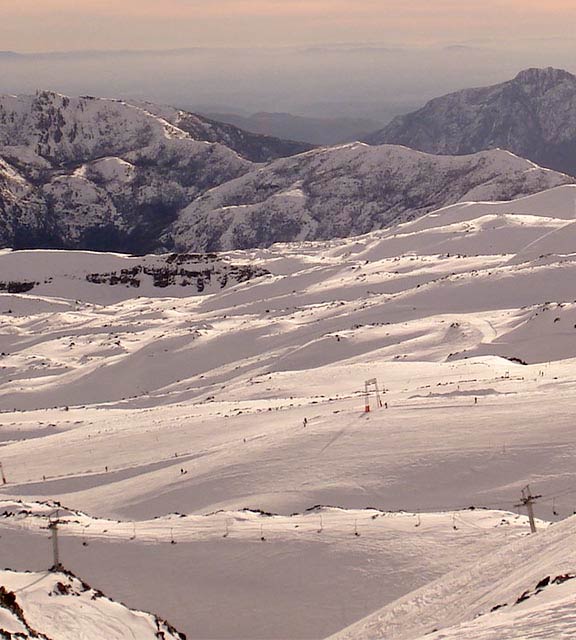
[364,378,383,413]
[47,510,64,571]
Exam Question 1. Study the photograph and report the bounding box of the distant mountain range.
[1,71,576,254]
[201,111,384,146]
[168,143,572,252]
[365,67,576,176]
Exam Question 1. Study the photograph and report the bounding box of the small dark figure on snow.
[303,417,308,427]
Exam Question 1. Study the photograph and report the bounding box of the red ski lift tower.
[364,378,383,412]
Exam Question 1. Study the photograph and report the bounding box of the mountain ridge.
[0,87,574,255]
[364,66,576,176]
[0,90,310,253]
[200,110,384,145]
[167,142,574,252]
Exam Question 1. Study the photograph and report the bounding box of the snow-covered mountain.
[167,143,573,252]
[129,100,313,162]
[0,568,184,639]
[365,67,576,176]
[1,90,573,255]
[0,91,309,253]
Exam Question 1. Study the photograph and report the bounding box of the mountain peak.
[364,67,576,175]
[513,67,576,88]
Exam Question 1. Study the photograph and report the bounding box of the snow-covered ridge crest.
[0,569,185,640]
[0,91,191,164]
[0,249,270,303]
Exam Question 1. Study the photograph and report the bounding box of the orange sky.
[1,0,574,52]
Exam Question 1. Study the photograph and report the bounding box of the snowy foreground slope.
[3,185,576,637]
[332,511,576,640]
[0,500,540,640]
[0,568,184,639]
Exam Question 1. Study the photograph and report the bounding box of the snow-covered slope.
[0,569,184,639]
[365,67,576,176]
[130,100,313,162]
[168,143,574,252]
[0,500,538,640]
[3,185,576,638]
[331,513,576,640]
[0,249,269,303]
[419,579,576,640]
[0,92,309,165]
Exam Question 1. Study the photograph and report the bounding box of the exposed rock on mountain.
[0,91,308,252]
[130,101,313,161]
[0,249,269,302]
[0,88,574,255]
[167,142,574,252]
[364,67,576,176]
[0,569,185,640]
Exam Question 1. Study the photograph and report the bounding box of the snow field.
[3,185,576,637]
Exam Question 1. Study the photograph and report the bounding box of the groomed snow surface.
[3,185,576,638]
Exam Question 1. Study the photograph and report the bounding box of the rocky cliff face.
[364,67,576,176]
[167,142,574,252]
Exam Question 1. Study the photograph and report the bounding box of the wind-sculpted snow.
[168,143,574,252]
[3,186,576,638]
[365,67,576,176]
